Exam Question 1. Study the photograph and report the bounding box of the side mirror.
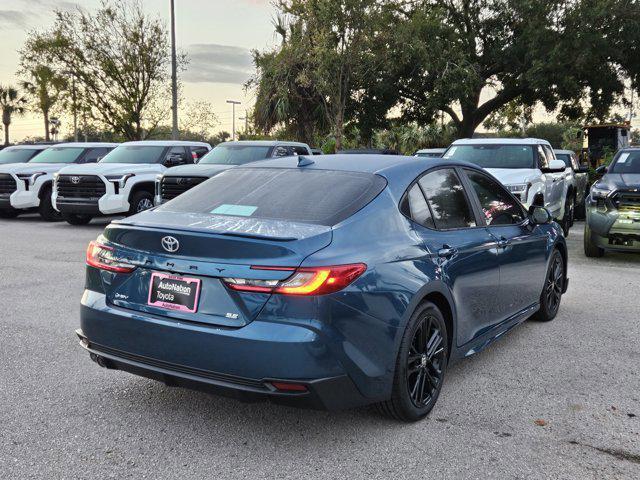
[164,154,183,167]
[544,159,566,172]
[528,205,552,225]
[595,165,608,175]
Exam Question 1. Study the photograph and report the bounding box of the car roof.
[218,140,309,147]
[49,142,120,148]
[241,153,482,182]
[121,140,211,147]
[5,144,52,150]
[452,138,550,146]
[553,149,576,155]
[416,148,446,153]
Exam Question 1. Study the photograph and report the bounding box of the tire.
[531,249,565,322]
[560,195,574,237]
[63,213,93,225]
[0,208,19,219]
[128,191,154,216]
[38,187,62,222]
[583,223,604,258]
[375,302,448,422]
[575,193,586,220]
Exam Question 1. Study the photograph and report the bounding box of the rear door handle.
[438,245,458,258]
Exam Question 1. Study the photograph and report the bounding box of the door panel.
[486,225,547,317]
[416,227,501,346]
[462,168,548,318]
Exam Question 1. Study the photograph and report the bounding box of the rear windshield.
[0,148,41,164]
[100,145,166,164]
[199,145,272,165]
[444,144,536,169]
[610,151,640,174]
[29,147,84,164]
[158,167,387,226]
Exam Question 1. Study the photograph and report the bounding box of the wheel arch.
[127,181,155,201]
[405,282,457,363]
[38,180,53,199]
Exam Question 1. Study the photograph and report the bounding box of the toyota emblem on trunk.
[71,176,81,184]
[161,236,180,252]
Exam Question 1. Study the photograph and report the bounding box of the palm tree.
[20,66,67,142]
[0,85,27,146]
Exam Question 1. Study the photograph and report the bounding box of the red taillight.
[223,263,366,296]
[86,241,136,273]
[270,381,308,392]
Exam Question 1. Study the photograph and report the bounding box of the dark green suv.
[584,148,640,257]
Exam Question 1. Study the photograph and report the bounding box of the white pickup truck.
[53,140,211,224]
[0,142,117,220]
[443,138,573,235]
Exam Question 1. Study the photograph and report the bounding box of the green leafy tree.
[380,0,640,138]
[252,0,386,150]
[0,86,27,146]
[22,0,181,140]
[18,65,67,142]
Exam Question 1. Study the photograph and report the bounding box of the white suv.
[0,142,118,221]
[443,138,573,235]
[53,140,210,225]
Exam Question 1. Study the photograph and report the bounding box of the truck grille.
[0,174,17,195]
[57,175,106,199]
[612,191,640,212]
[161,176,207,201]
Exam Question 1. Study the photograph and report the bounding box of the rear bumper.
[76,330,363,410]
[78,292,381,410]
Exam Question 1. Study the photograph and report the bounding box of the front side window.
[444,144,536,169]
[0,148,41,164]
[84,147,112,163]
[100,146,166,164]
[29,147,85,164]
[465,170,525,226]
[555,153,573,169]
[537,146,549,169]
[417,168,476,229]
[199,145,272,165]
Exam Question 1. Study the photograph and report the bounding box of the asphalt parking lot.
[1,216,639,479]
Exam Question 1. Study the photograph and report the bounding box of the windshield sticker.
[210,204,258,217]
[618,153,630,163]
[443,147,456,158]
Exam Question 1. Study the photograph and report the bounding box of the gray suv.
[156,140,312,204]
[554,149,590,219]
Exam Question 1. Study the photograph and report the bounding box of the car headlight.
[17,172,46,186]
[105,174,134,189]
[505,183,530,200]
[590,183,611,199]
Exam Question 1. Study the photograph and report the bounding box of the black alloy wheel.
[406,314,446,408]
[376,301,448,422]
[532,249,565,322]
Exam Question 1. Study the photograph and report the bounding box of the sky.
[0,0,278,141]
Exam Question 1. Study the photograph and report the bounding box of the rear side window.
[158,168,387,226]
[418,169,476,229]
[291,146,309,155]
[400,184,435,228]
[191,146,209,160]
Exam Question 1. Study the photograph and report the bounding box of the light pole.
[170,0,178,140]
[226,100,241,140]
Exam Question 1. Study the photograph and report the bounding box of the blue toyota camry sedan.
[77,154,568,421]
